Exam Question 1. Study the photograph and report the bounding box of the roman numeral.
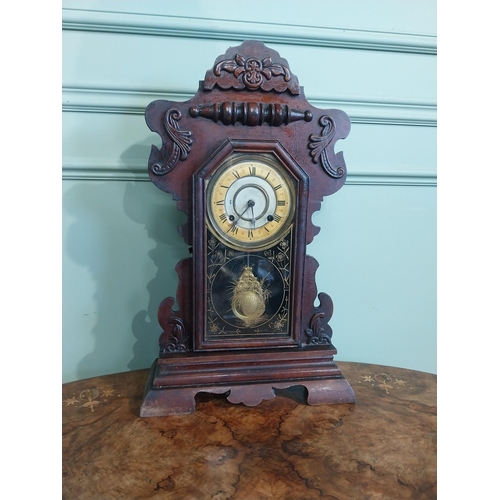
[273,213,282,222]
[249,166,256,176]
[232,171,241,179]
[273,184,283,191]
[227,225,239,234]
[277,200,286,206]
[215,200,225,206]
[247,229,254,238]
[219,213,227,223]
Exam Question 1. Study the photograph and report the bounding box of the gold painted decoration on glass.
[207,156,295,250]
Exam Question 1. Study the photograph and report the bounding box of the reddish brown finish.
[192,139,310,351]
[141,40,354,416]
[62,363,437,500]
[141,348,353,416]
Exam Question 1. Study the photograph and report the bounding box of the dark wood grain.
[141,40,354,415]
[62,362,436,500]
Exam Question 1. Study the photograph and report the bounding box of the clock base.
[140,347,355,417]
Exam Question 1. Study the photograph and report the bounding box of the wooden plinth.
[62,362,437,499]
[140,347,356,416]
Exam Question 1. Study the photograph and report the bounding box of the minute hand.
[231,200,255,225]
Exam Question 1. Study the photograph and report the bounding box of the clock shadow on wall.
[63,140,188,382]
[120,141,191,373]
[64,181,125,381]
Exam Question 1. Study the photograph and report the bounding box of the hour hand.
[232,200,255,225]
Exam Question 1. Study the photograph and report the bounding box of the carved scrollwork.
[203,41,300,94]
[158,297,191,354]
[151,109,193,176]
[305,292,333,345]
[214,54,291,90]
[160,317,189,354]
[305,312,331,345]
[308,116,346,179]
[189,102,312,127]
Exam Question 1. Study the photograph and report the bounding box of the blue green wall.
[62,0,436,382]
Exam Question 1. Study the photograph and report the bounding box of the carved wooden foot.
[140,385,232,417]
[141,379,355,417]
[301,378,357,405]
[140,357,355,417]
[226,379,356,407]
[140,361,231,416]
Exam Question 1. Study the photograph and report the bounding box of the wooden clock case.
[140,41,355,416]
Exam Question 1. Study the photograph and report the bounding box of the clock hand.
[231,205,250,225]
[232,200,255,225]
[250,205,256,229]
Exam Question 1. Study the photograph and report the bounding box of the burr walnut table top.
[62,362,436,500]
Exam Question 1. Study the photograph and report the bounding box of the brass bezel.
[206,153,296,251]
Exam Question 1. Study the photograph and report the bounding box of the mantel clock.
[140,41,355,416]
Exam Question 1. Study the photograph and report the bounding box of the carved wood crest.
[202,41,301,94]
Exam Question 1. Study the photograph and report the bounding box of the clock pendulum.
[139,41,355,416]
[230,264,269,327]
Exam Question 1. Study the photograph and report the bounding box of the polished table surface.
[62,362,436,499]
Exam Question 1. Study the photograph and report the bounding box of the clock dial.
[206,155,295,250]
